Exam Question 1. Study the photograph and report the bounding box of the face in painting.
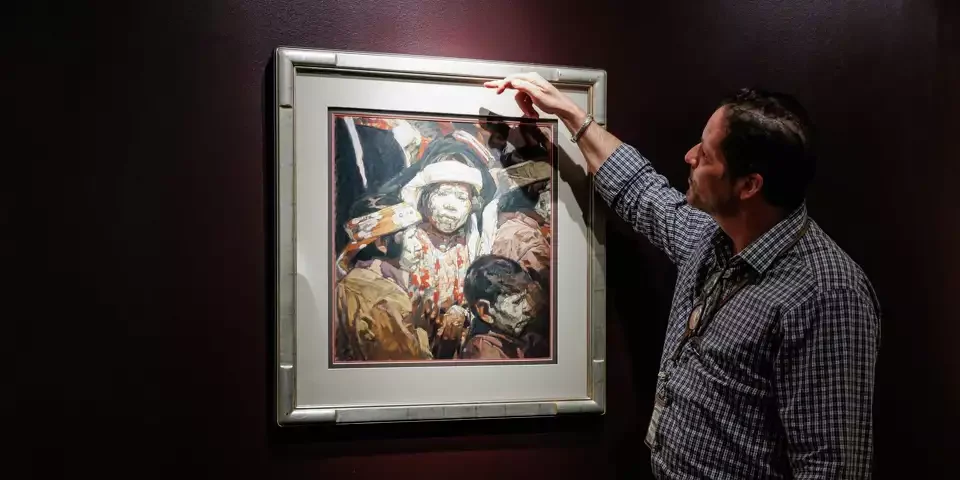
[486,281,544,336]
[425,183,473,234]
[684,107,737,216]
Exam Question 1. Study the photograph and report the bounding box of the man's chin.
[686,193,706,212]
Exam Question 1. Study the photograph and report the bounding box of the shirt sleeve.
[775,286,880,479]
[594,143,712,265]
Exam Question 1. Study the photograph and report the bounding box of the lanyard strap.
[670,217,811,363]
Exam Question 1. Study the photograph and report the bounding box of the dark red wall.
[20,0,957,478]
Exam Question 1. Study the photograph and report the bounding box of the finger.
[482,79,510,95]
[509,78,540,97]
[483,79,506,92]
[485,73,541,94]
[505,72,541,84]
[496,75,528,94]
[510,79,543,113]
[523,96,538,118]
[512,73,548,90]
[515,91,539,118]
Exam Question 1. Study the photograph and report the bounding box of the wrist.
[559,102,587,127]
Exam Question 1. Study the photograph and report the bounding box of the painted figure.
[461,255,549,359]
[376,133,499,358]
[490,146,553,288]
[334,194,431,362]
[333,117,408,254]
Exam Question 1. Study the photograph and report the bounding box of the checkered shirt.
[595,144,882,479]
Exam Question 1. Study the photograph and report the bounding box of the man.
[461,254,549,359]
[485,73,881,479]
[334,194,431,362]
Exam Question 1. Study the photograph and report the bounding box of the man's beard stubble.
[687,179,737,217]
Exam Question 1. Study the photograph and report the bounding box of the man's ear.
[737,173,764,201]
[474,299,493,323]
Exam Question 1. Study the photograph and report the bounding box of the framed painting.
[273,47,607,425]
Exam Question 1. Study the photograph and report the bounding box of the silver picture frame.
[273,46,607,425]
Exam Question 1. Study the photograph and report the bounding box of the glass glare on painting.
[329,110,557,366]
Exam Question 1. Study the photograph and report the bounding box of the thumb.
[515,91,539,118]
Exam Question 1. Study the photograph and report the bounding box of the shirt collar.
[710,203,809,275]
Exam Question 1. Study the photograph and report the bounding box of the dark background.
[17,0,957,478]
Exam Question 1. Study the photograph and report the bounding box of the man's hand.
[484,73,584,124]
[485,72,622,175]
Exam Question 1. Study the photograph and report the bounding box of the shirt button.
[657,371,670,381]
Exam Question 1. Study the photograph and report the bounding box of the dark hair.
[718,88,816,211]
[464,255,535,311]
[347,193,405,262]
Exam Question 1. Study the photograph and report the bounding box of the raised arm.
[485,73,711,264]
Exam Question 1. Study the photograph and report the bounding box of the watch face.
[688,303,704,332]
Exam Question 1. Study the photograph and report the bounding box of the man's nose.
[684,144,699,167]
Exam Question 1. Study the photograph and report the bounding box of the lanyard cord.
[670,217,811,363]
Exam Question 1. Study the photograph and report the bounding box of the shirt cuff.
[594,143,648,206]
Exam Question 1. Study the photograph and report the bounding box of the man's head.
[684,88,815,217]
[464,255,545,337]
